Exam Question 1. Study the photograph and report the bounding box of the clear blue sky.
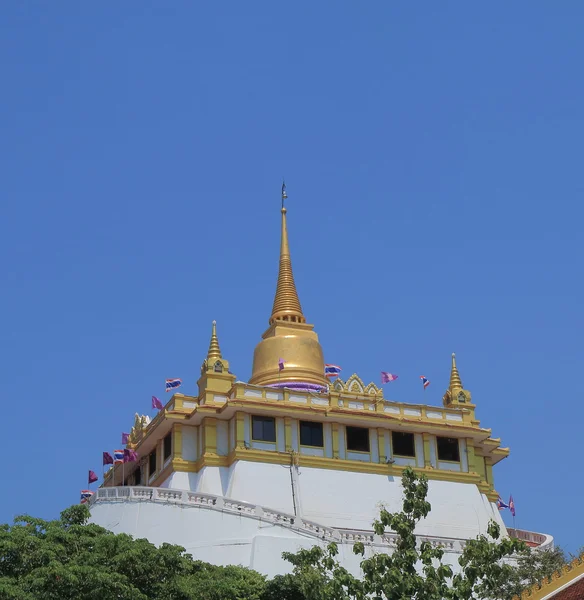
[1,2,582,554]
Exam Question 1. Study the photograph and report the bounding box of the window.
[299,421,323,447]
[213,361,223,373]
[164,432,172,460]
[149,451,157,477]
[134,467,141,486]
[392,431,416,457]
[437,437,460,462]
[346,426,370,452]
[252,416,276,442]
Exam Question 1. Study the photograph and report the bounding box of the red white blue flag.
[509,495,516,517]
[420,376,430,389]
[165,378,182,392]
[497,497,509,511]
[324,364,342,378]
[113,450,124,464]
[80,490,94,503]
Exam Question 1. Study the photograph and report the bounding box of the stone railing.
[230,382,468,422]
[91,486,472,552]
[507,528,554,550]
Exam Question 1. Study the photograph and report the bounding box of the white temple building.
[89,197,552,577]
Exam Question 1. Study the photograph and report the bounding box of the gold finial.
[206,320,222,361]
[269,188,306,325]
[450,352,463,392]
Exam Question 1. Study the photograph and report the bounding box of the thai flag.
[420,376,430,389]
[324,364,342,378]
[80,490,94,503]
[113,450,124,464]
[165,378,182,392]
[509,495,516,517]
[497,497,509,511]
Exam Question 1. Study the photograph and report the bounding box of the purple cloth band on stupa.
[267,382,327,393]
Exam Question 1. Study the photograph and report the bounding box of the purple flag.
[88,470,98,484]
[152,396,164,410]
[123,448,139,463]
[121,432,130,445]
[278,358,285,371]
[381,372,398,384]
[102,452,114,466]
[509,496,516,517]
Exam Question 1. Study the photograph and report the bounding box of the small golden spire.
[207,320,222,361]
[269,189,306,325]
[450,352,463,392]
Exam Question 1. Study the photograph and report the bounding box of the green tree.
[481,545,567,600]
[281,467,527,600]
[0,504,267,600]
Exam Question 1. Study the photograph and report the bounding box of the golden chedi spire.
[443,352,471,407]
[207,320,222,361]
[270,206,305,324]
[198,320,235,400]
[450,353,463,392]
[249,184,326,390]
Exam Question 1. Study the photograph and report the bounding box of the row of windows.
[251,416,461,462]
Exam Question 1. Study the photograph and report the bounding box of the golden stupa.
[249,188,327,390]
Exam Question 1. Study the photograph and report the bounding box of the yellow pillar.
[157,439,163,473]
[475,455,487,481]
[332,423,340,458]
[235,412,245,449]
[284,417,293,452]
[377,428,386,462]
[173,424,182,460]
[465,438,476,473]
[485,457,494,488]
[422,433,432,468]
[203,418,217,455]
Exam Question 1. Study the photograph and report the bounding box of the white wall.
[89,493,507,579]
[182,426,198,461]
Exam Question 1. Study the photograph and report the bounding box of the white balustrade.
[90,486,491,552]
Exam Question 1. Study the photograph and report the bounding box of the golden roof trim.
[515,554,584,600]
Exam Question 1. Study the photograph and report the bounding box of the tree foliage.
[480,544,568,600]
[0,504,265,600]
[281,467,528,600]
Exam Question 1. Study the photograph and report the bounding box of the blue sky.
[1,2,582,554]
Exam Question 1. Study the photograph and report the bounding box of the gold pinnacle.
[450,352,463,392]
[269,205,306,325]
[206,320,222,361]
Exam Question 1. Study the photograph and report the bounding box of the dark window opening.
[437,437,460,462]
[134,467,141,486]
[392,431,416,457]
[299,421,324,447]
[214,361,223,372]
[346,426,370,452]
[252,416,277,442]
[164,432,172,460]
[149,451,157,477]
